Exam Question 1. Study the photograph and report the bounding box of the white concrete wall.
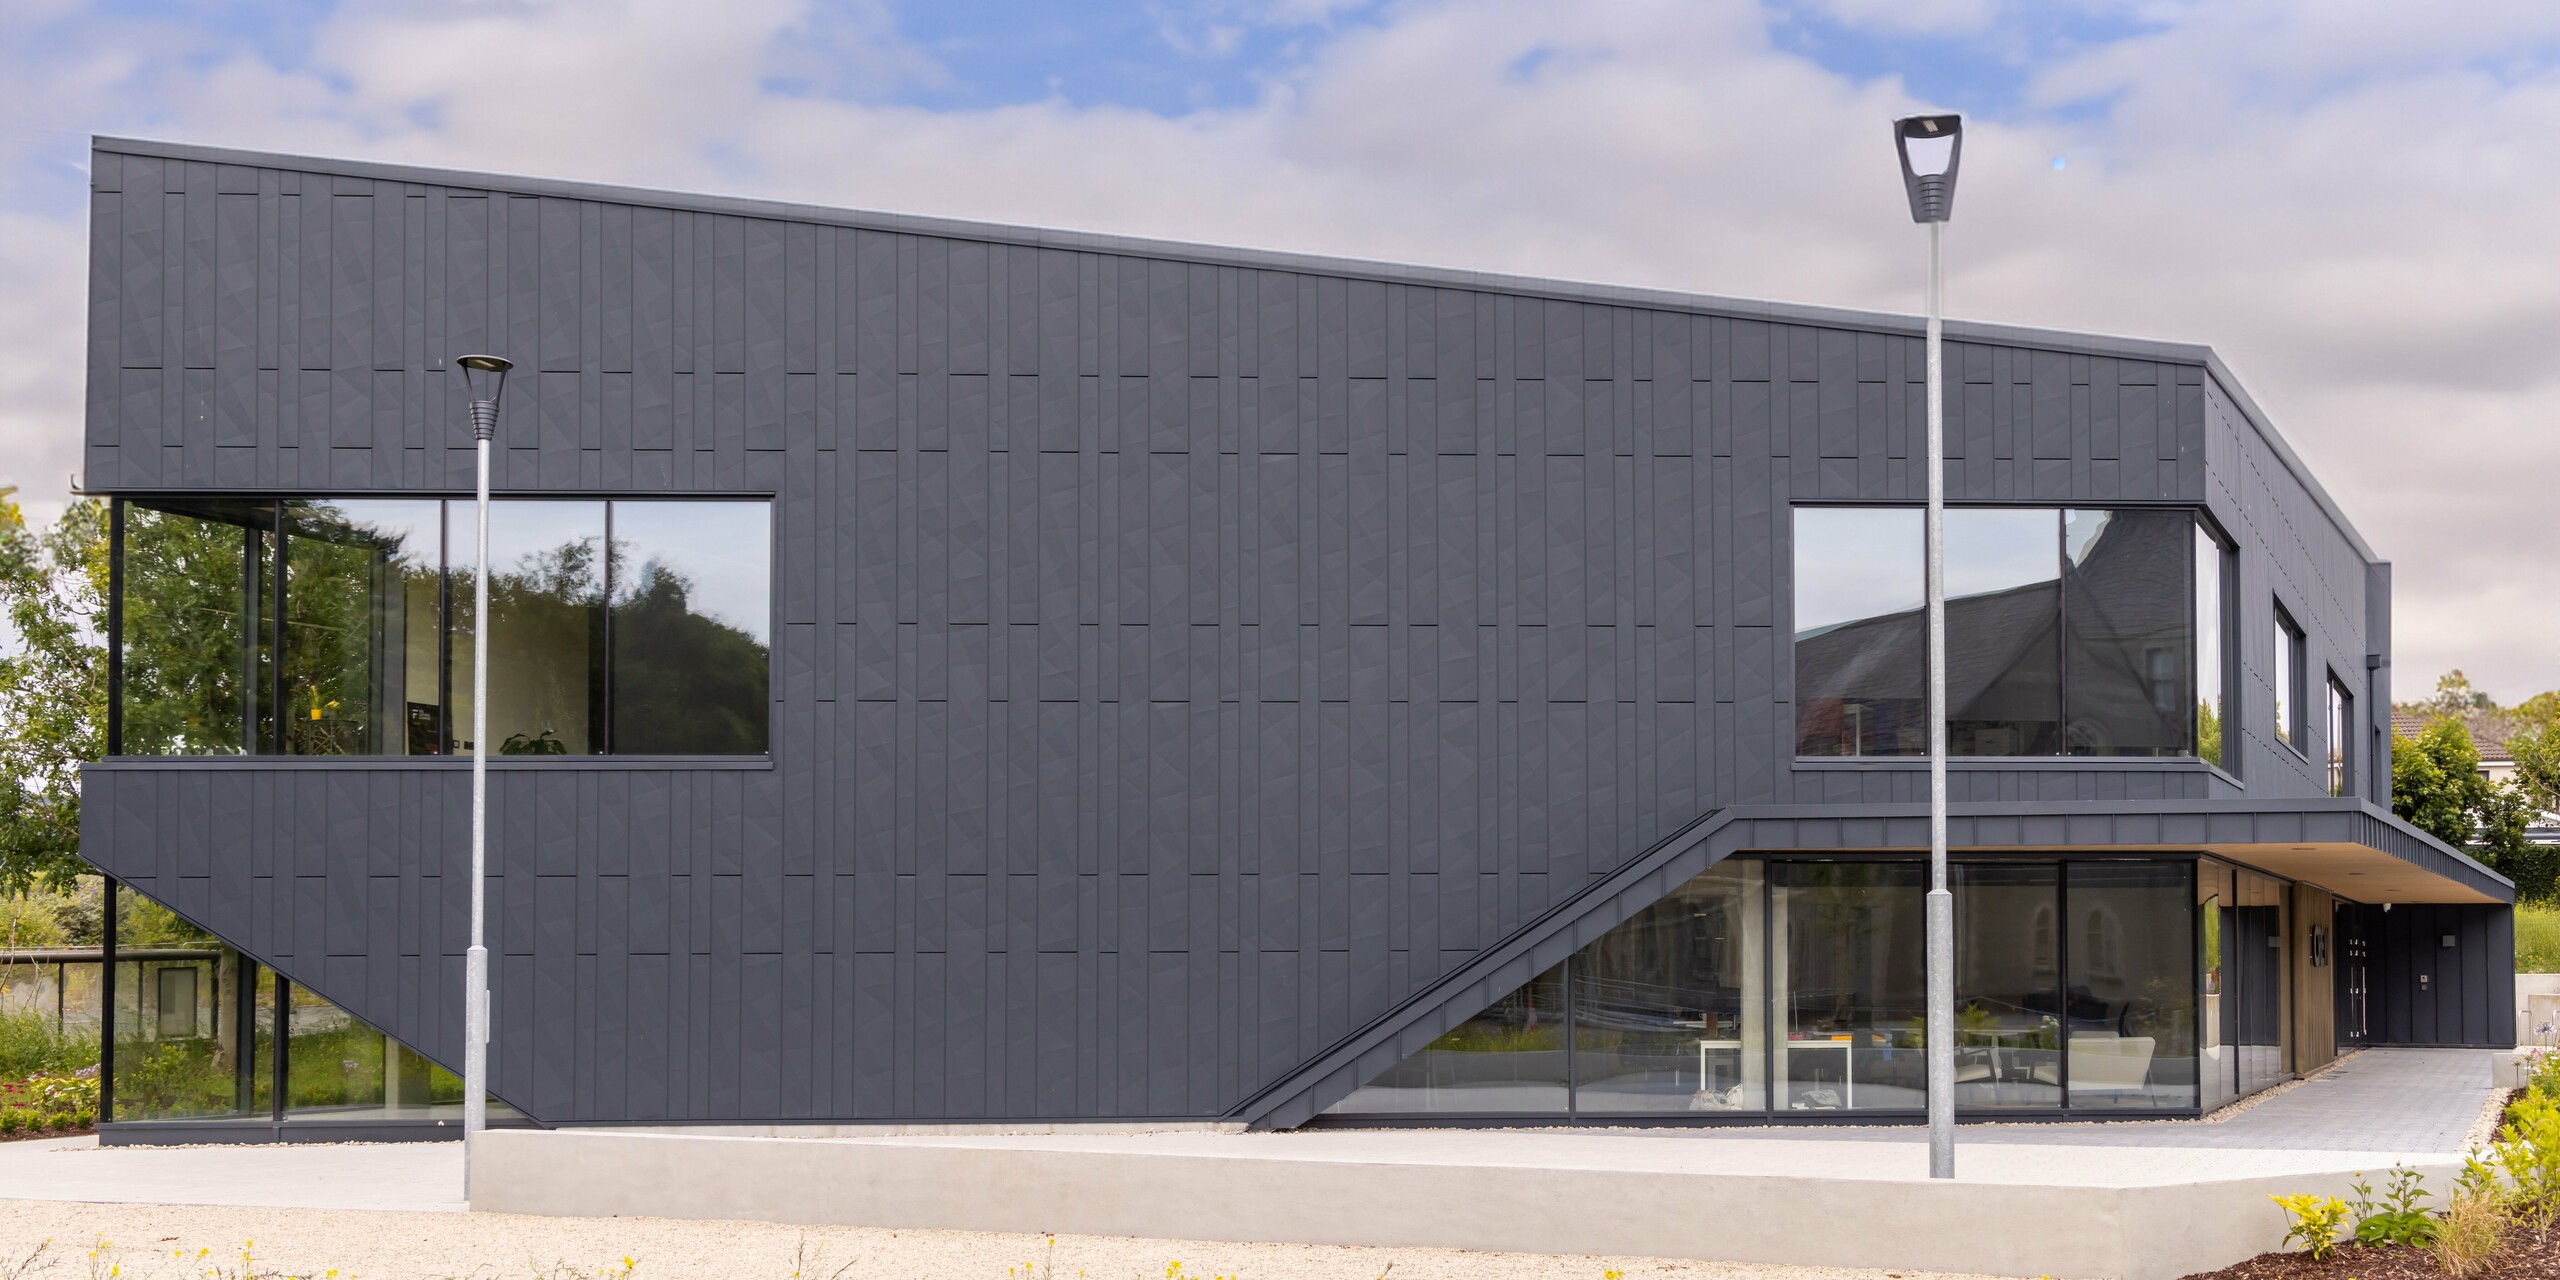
[470,1129,2455,1280]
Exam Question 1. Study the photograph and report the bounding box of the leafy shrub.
[2269,1193,2350,1260]
[2490,1089,2560,1222]
[2349,1165,2438,1247]
[0,1005,97,1079]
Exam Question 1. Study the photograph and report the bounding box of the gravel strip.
[0,1201,2022,1280]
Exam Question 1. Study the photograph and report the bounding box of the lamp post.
[453,352,513,1189]
[1893,113,1962,1181]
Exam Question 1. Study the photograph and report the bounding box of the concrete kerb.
[468,1128,2455,1280]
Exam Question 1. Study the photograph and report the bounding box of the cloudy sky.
[2,0,2555,699]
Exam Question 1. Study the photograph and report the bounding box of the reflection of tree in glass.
[280,503,441,755]
[120,507,256,755]
[472,537,603,756]
[611,553,770,755]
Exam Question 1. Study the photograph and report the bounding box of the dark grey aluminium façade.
[73,135,2511,1144]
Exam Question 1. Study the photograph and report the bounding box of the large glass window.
[2194,524,2230,769]
[1793,508,1926,757]
[1945,509,2062,756]
[1572,861,1766,1114]
[102,880,501,1128]
[1795,506,2225,760]
[2063,509,2196,757]
[2065,861,2197,1110]
[117,499,275,756]
[609,502,774,755]
[2232,868,2289,1096]
[279,501,443,755]
[114,497,771,757]
[1326,853,2226,1124]
[1954,862,2061,1109]
[450,501,606,756]
[1321,964,1568,1115]
[1773,860,1926,1111]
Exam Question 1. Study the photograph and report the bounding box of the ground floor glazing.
[1323,853,2304,1123]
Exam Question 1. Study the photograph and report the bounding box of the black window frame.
[106,492,776,759]
[2325,670,2353,797]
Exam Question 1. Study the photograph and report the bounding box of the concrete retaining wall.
[469,1129,2453,1280]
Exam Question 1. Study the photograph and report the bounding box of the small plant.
[2348,1165,2438,1247]
[2490,1090,2560,1223]
[2268,1193,2350,1260]
[2430,1190,2508,1278]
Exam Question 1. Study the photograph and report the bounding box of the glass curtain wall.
[104,886,267,1122]
[2198,859,2236,1111]
[279,501,443,755]
[2063,510,2197,757]
[2233,868,2291,1095]
[1322,965,1568,1115]
[448,501,606,755]
[2065,861,2197,1110]
[117,499,277,755]
[1572,861,1766,1114]
[1793,508,1926,757]
[103,882,493,1126]
[608,501,774,755]
[1943,510,2062,756]
[1324,854,2235,1124]
[1795,506,2212,759]
[1953,863,2061,1109]
[1772,861,1927,1111]
[116,497,772,757]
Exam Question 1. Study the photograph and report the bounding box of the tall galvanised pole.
[454,354,513,1193]
[1893,114,1963,1181]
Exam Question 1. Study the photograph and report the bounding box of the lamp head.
[1893,114,1964,224]
[455,353,515,406]
[454,354,514,442]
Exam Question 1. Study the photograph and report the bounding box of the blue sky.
[2,0,2557,696]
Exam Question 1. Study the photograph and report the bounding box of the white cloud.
[0,0,2553,698]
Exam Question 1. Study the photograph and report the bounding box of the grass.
[2522,901,2560,974]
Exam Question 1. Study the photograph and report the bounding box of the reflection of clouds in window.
[1792,507,1921,637]
[1945,508,2057,602]
[611,502,770,646]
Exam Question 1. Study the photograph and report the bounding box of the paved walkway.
[0,1048,2497,1215]
[0,1136,464,1212]
[1650,1047,2500,1153]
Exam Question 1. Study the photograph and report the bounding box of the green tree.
[0,495,107,893]
[2394,718,2553,901]
[2514,722,2560,814]
[2421,669,2497,720]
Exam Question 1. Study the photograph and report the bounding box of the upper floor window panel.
[1793,505,2218,761]
[112,497,771,758]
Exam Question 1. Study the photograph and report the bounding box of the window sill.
[88,755,775,771]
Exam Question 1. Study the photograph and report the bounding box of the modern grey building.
[75,136,2513,1143]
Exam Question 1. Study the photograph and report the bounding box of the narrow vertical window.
[2326,674,2352,797]
[2193,524,2228,769]
[2273,607,2304,752]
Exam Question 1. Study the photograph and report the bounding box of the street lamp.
[453,352,512,1190]
[1893,112,1962,1182]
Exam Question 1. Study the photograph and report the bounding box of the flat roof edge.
[2201,355,2382,564]
[92,134,2216,367]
